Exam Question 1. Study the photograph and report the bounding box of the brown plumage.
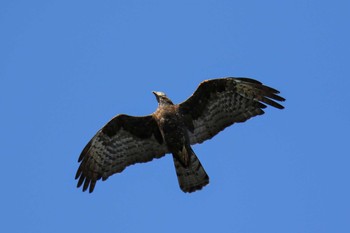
[75,77,285,193]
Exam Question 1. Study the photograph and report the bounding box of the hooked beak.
[152,91,160,102]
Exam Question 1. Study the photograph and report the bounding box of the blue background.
[1,1,349,232]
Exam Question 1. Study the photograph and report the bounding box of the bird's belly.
[159,116,188,151]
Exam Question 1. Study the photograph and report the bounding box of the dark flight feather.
[179,78,285,144]
[75,115,168,193]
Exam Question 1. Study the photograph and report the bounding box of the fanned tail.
[173,147,209,193]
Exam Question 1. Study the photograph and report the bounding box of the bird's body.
[153,94,189,165]
[152,92,209,192]
[75,77,285,193]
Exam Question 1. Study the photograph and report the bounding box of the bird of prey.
[75,77,285,193]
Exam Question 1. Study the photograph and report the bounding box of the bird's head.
[152,91,174,105]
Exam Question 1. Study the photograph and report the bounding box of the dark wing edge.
[178,77,285,145]
[75,114,168,193]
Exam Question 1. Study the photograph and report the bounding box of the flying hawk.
[75,77,285,193]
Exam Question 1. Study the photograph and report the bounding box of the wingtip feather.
[77,174,85,188]
[75,168,82,180]
[82,178,90,192]
[261,97,285,109]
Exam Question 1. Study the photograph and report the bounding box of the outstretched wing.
[75,114,168,193]
[179,77,285,145]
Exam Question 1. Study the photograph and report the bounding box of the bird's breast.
[154,107,189,148]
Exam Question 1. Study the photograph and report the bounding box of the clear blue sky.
[1,1,349,232]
